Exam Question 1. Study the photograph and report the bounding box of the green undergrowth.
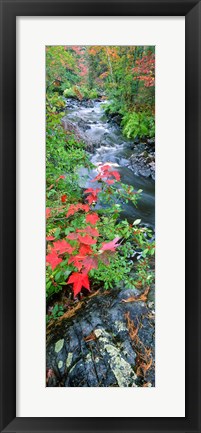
[121,111,155,139]
[63,85,98,100]
[103,101,155,140]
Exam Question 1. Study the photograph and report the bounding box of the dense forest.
[46,46,155,388]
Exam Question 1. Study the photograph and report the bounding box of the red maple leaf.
[86,213,100,225]
[105,179,115,185]
[46,235,55,241]
[66,204,80,217]
[84,188,100,203]
[78,235,97,245]
[66,272,90,297]
[91,165,120,184]
[61,194,67,203]
[84,188,101,195]
[82,204,90,212]
[79,244,93,255]
[77,227,99,237]
[85,226,99,237]
[68,250,98,272]
[46,208,51,219]
[82,256,98,273]
[99,237,121,252]
[66,232,78,240]
[66,203,90,217]
[85,194,96,205]
[68,255,84,271]
[53,239,74,255]
[101,164,111,172]
[46,251,62,270]
[110,170,120,181]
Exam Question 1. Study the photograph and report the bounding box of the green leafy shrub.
[63,85,98,100]
[63,87,76,98]
[46,303,65,323]
[88,88,98,99]
[103,100,125,116]
[46,95,93,255]
[121,111,155,139]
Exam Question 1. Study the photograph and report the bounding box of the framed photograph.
[0,1,200,432]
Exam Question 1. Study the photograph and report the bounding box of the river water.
[63,99,155,227]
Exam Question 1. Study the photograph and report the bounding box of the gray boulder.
[46,288,155,387]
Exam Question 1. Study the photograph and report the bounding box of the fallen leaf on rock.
[122,287,150,303]
[84,331,97,342]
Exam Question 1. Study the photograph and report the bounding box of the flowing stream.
[63,99,155,227]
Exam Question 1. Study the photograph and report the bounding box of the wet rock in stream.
[129,149,155,180]
[61,118,95,153]
[46,288,155,387]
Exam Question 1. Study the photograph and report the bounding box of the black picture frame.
[0,0,200,432]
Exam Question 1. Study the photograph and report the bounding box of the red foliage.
[105,179,115,185]
[47,167,122,295]
[82,256,98,273]
[66,203,90,217]
[84,226,99,237]
[68,255,84,271]
[46,235,55,241]
[132,52,155,87]
[52,239,74,255]
[110,170,121,181]
[46,208,51,219]
[92,164,121,184]
[66,233,78,240]
[71,46,88,79]
[68,253,98,274]
[79,244,93,255]
[100,237,121,252]
[77,227,99,237]
[46,251,62,270]
[66,272,90,297]
[86,213,100,225]
[78,234,97,245]
[84,188,101,204]
[61,194,67,203]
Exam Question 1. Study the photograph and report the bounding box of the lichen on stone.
[55,338,64,353]
[85,353,92,363]
[105,343,137,387]
[58,360,63,369]
[66,352,73,369]
[94,328,102,338]
[114,320,127,332]
[94,328,137,387]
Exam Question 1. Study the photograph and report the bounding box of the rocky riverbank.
[129,146,155,180]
